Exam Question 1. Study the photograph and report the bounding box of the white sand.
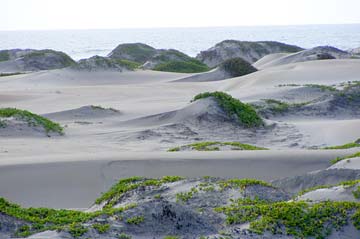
[0,59,360,208]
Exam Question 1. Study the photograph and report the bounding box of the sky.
[2,0,360,30]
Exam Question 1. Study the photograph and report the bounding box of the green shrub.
[126,216,144,225]
[68,223,88,238]
[220,58,257,77]
[92,223,110,233]
[154,60,210,73]
[0,108,63,135]
[215,198,360,238]
[95,176,184,208]
[168,141,267,152]
[192,92,263,128]
[118,233,132,239]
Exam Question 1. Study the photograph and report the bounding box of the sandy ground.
[1,59,360,208]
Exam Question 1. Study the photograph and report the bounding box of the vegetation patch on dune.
[153,60,210,73]
[304,84,338,92]
[330,151,360,165]
[261,99,311,114]
[168,141,268,152]
[0,72,24,77]
[324,139,360,150]
[192,91,263,128]
[220,57,257,77]
[296,179,360,197]
[0,108,64,135]
[215,199,360,238]
[0,50,10,62]
[95,176,184,208]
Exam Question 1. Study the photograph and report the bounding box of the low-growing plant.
[324,139,360,150]
[0,108,64,135]
[118,233,132,239]
[154,60,210,73]
[330,151,360,165]
[95,176,184,208]
[220,57,257,77]
[92,223,110,233]
[126,215,144,225]
[192,92,263,128]
[176,187,198,203]
[68,223,88,238]
[168,141,268,152]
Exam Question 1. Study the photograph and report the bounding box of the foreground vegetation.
[215,199,360,238]
[0,108,64,135]
[192,91,264,128]
[168,141,268,152]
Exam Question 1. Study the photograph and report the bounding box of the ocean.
[1,24,360,60]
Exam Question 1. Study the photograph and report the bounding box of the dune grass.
[0,108,64,135]
[95,176,184,208]
[192,91,263,128]
[324,139,360,150]
[153,60,210,73]
[215,199,360,238]
[330,152,360,165]
[262,99,311,114]
[168,141,268,152]
[297,179,360,197]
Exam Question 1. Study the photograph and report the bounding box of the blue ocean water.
[0,24,359,60]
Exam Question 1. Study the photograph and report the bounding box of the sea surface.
[1,24,360,60]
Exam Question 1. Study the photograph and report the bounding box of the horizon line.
[1,22,360,32]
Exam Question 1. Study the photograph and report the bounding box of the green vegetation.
[110,43,157,63]
[92,223,110,233]
[0,108,64,135]
[0,50,10,62]
[163,236,180,239]
[118,233,132,239]
[176,187,199,203]
[297,179,360,197]
[0,195,135,237]
[220,57,257,77]
[168,141,268,152]
[217,178,273,190]
[90,105,120,112]
[116,59,141,70]
[153,60,210,73]
[262,99,310,114]
[324,139,360,150]
[0,119,6,128]
[95,176,184,208]
[126,215,144,225]
[353,186,360,199]
[215,197,360,238]
[0,72,24,77]
[23,50,76,67]
[330,152,360,165]
[305,84,338,92]
[68,223,88,238]
[192,91,263,128]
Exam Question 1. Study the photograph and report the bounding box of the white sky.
[2,0,360,30]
